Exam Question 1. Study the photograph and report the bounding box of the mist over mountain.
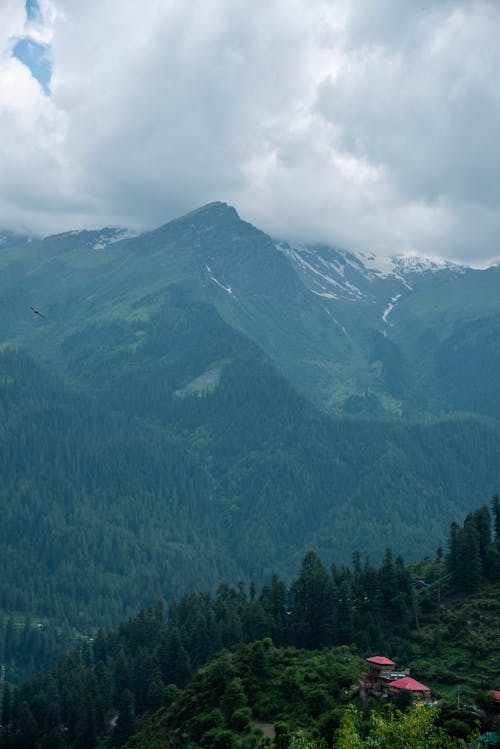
[1,201,499,631]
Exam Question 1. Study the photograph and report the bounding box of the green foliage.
[290,730,326,749]
[334,704,476,748]
[334,705,364,749]
[2,537,499,749]
[0,202,499,667]
[368,705,470,748]
[446,505,500,592]
[1,341,499,681]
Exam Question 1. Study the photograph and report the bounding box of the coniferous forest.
[1,341,499,636]
[1,500,500,748]
[1,205,500,748]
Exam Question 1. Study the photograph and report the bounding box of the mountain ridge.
[0,200,499,649]
[2,200,500,418]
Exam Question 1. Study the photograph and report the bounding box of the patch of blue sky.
[26,0,41,22]
[11,1,52,94]
[12,37,52,94]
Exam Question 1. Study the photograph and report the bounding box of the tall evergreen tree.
[472,506,491,569]
[446,522,460,591]
[111,689,135,748]
[290,552,333,649]
[1,684,12,728]
[460,519,481,594]
[378,549,397,608]
[492,494,500,542]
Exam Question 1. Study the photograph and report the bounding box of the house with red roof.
[366,656,395,669]
[360,655,398,697]
[387,676,431,702]
[488,690,500,706]
[359,655,431,703]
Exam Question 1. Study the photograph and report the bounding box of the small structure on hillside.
[360,656,398,697]
[387,676,431,703]
[488,691,500,710]
[359,655,431,703]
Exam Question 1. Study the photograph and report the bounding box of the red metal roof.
[366,656,395,666]
[389,676,430,692]
[489,690,500,703]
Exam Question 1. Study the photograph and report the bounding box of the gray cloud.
[1,0,500,265]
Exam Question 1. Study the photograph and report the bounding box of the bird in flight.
[30,306,45,318]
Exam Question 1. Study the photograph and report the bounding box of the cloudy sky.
[1,0,500,265]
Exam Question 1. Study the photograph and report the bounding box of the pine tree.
[472,506,491,569]
[290,551,333,648]
[113,646,131,702]
[460,519,481,594]
[261,574,288,646]
[492,494,500,542]
[446,522,460,591]
[163,628,192,687]
[75,691,97,749]
[336,581,354,645]
[1,684,12,728]
[378,549,397,608]
[111,689,135,748]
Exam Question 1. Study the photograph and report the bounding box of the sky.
[1,0,500,266]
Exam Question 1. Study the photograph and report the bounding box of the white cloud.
[1,0,500,264]
[0,1,25,51]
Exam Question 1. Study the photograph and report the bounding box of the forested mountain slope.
[3,508,499,749]
[0,348,240,629]
[1,202,500,637]
[1,338,499,639]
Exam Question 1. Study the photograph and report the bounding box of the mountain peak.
[168,201,240,228]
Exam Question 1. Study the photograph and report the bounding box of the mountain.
[278,239,500,415]
[2,201,499,416]
[0,202,499,634]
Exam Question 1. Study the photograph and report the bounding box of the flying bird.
[30,306,45,318]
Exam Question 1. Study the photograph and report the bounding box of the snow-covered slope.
[359,250,466,277]
[277,241,470,326]
[44,227,138,250]
[0,230,31,249]
[278,242,467,296]
[275,242,390,303]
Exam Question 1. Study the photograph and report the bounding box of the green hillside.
[388,270,500,418]
[3,528,499,749]
[0,201,499,661]
[1,339,499,640]
[5,201,499,417]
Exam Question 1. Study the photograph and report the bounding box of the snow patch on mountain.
[277,239,471,312]
[43,227,138,250]
[92,228,138,250]
[322,304,351,338]
[359,249,466,278]
[205,264,235,297]
[392,254,466,275]
[382,294,402,324]
[276,242,370,301]
[357,251,395,275]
